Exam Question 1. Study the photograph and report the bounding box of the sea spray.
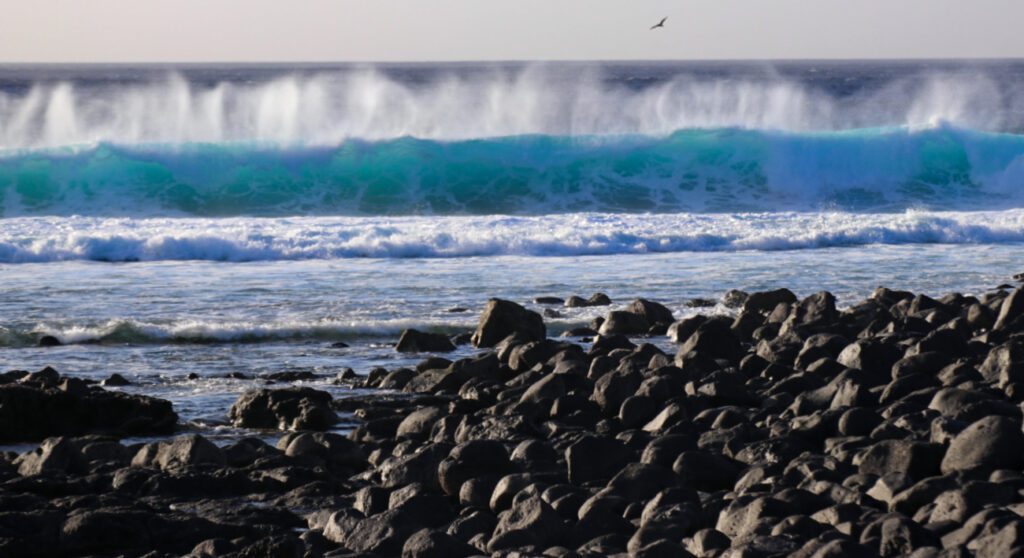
[4,63,1024,148]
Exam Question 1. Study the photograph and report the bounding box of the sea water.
[2,61,1023,443]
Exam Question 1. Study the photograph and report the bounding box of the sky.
[2,0,1023,63]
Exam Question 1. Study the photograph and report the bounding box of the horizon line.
[2,56,1024,66]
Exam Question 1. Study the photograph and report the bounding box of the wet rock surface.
[5,283,1024,556]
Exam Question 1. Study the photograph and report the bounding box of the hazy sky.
[3,0,1023,63]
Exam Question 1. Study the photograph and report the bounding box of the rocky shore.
[4,283,1024,557]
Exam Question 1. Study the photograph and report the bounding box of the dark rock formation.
[227,387,337,430]
[471,298,546,348]
[396,329,456,353]
[9,282,1024,557]
[0,370,176,443]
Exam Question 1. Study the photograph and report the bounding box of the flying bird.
[650,17,667,30]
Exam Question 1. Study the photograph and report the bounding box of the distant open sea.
[2,60,1023,443]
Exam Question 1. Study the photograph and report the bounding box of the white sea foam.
[1,211,1022,263]
[26,316,475,345]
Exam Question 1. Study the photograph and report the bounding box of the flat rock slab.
[0,381,177,444]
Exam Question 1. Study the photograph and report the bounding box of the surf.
[0,316,476,348]
[2,209,1024,263]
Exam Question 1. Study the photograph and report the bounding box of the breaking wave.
[1,125,1023,217]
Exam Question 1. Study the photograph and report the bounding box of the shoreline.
[3,282,1024,557]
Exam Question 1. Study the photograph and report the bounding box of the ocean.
[2,60,1023,445]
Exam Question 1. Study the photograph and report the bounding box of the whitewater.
[2,210,1024,262]
[1,60,1023,438]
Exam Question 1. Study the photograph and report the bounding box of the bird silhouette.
[650,17,667,30]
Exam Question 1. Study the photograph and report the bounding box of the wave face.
[3,210,1024,262]
[2,125,1024,216]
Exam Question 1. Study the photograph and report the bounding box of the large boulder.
[565,293,613,308]
[742,288,797,314]
[566,436,632,485]
[676,320,742,363]
[437,440,513,497]
[130,434,225,471]
[397,407,446,439]
[673,450,741,492]
[837,339,902,374]
[994,285,1024,330]
[606,463,681,501]
[978,341,1024,384]
[667,315,707,343]
[227,387,337,430]
[277,431,365,469]
[598,311,650,336]
[593,369,643,415]
[489,495,564,552]
[941,416,1024,475]
[858,440,944,480]
[13,437,81,476]
[396,329,456,353]
[627,299,675,327]
[928,388,994,419]
[402,528,478,558]
[403,368,464,395]
[60,509,154,555]
[471,299,546,348]
[345,509,422,555]
[0,378,177,444]
[782,291,839,334]
[405,353,501,395]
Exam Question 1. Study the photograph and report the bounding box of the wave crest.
[3,64,1024,148]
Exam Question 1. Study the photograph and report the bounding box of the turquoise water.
[2,126,1024,216]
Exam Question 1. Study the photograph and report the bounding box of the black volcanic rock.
[941,416,1024,475]
[10,286,1024,558]
[676,319,742,363]
[0,374,176,444]
[437,440,513,497]
[396,328,457,353]
[227,387,337,430]
[471,298,546,348]
[599,310,651,336]
[857,439,944,480]
[743,288,798,314]
[566,436,632,485]
[37,335,62,347]
[627,298,675,327]
[994,285,1024,330]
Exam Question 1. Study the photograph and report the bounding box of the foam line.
[2,210,1023,263]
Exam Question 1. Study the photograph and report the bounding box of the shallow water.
[1,243,1019,448]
